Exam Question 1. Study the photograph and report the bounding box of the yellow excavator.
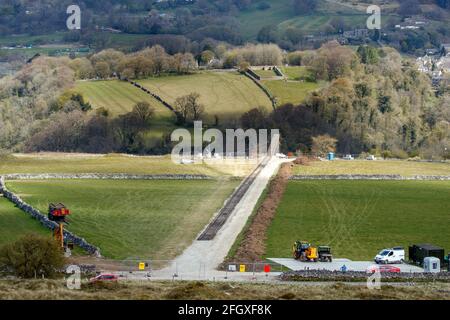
[292,241,332,262]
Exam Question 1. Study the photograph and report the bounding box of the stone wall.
[242,70,277,109]
[4,173,213,180]
[121,78,177,113]
[290,175,450,180]
[281,270,450,282]
[0,176,101,256]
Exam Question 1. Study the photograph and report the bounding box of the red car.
[367,265,401,274]
[89,274,119,283]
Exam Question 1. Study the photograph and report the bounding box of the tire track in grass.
[321,182,380,257]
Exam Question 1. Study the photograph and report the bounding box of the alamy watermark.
[66,265,81,290]
[171,121,280,164]
[367,5,381,30]
[66,5,81,30]
[367,266,382,290]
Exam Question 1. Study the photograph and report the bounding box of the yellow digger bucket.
[306,247,318,260]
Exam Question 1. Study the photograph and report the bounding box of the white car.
[276,153,287,159]
[343,154,354,160]
[366,155,376,160]
[374,247,405,264]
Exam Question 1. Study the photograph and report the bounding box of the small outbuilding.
[327,152,335,161]
[423,257,440,273]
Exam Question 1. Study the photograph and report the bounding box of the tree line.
[239,42,449,159]
[0,42,448,158]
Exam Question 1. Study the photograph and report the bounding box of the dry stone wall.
[290,175,450,180]
[4,173,212,180]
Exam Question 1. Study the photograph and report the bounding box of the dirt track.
[229,162,293,262]
[151,157,290,279]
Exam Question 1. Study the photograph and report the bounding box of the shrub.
[0,234,65,279]
[391,148,409,160]
[381,150,393,159]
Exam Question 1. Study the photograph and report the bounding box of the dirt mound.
[293,156,316,166]
[228,162,293,262]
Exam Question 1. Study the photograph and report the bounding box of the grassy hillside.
[139,72,273,123]
[266,180,450,260]
[75,80,174,120]
[6,179,239,260]
[0,197,48,247]
[263,80,320,105]
[237,0,369,39]
[0,153,256,177]
[252,68,278,78]
[75,80,176,140]
[280,66,312,81]
[293,160,450,176]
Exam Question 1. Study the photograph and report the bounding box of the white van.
[343,154,354,160]
[374,247,405,264]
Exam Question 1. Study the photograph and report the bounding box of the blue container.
[327,152,335,161]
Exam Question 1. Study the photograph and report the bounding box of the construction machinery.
[48,203,71,250]
[293,241,333,262]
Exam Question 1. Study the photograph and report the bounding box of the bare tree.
[131,101,155,127]
[174,92,205,124]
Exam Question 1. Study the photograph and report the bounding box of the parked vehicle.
[292,241,333,262]
[366,155,376,160]
[367,265,401,274]
[374,247,405,264]
[409,244,445,265]
[343,154,354,160]
[89,274,119,283]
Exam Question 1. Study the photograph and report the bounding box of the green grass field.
[75,80,176,140]
[0,33,67,46]
[0,197,49,247]
[139,72,273,123]
[237,0,366,39]
[6,179,239,260]
[0,153,255,177]
[75,80,174,120]
[266,180,450,260]
[280,66,312,81]
[252,69,278,78]
[262,80,320,105]
[294,160,450,176]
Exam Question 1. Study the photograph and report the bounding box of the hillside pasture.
[6,179,240,260]
[0,153,256,177]
[75,80,176,141]
[293,160,450,177]
[280,66,312,81]
[0,197,49,247]
[139,72,273,123]
[262,80,320,105]
[238,0,366,39]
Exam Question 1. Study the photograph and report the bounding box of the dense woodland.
[0,41,448,158]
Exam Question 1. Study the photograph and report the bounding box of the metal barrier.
[87,259,286,282]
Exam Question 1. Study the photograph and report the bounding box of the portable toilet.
[327,152,335,161]
[423,257,440,273]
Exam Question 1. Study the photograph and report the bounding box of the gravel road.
[152,157,289,280]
